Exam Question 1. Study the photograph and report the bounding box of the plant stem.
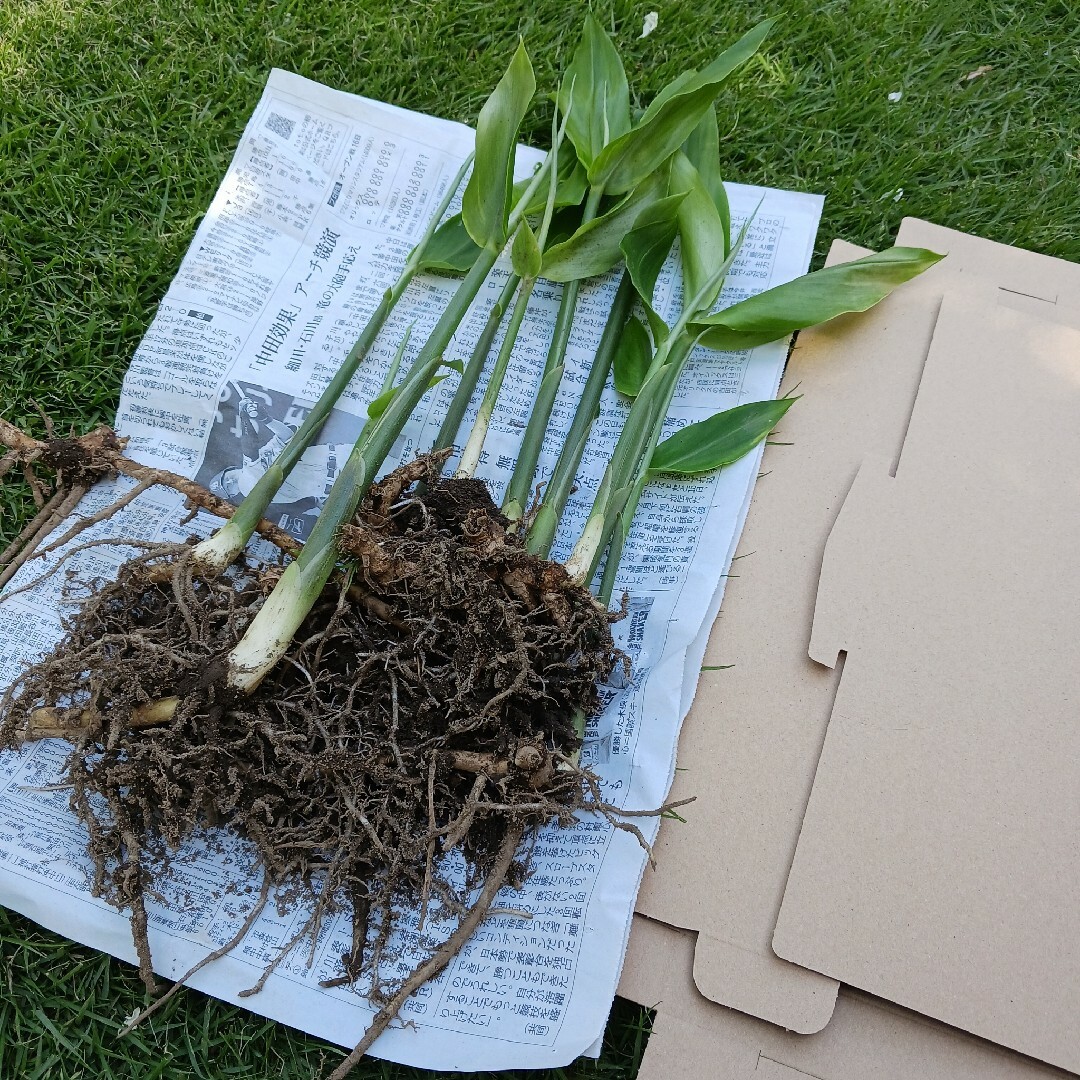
[226,158,560,692]
[456,275,535,477]
[190,153,474,575]
[456,107,570,479]
[435,97,571,460]
[226,343,447,693]
[564,334,691,585]
[595,333,707,603]
[501,183,605,521]
[524,270,635,557]
[562,227,750,585]
[430,272,520,453]
[596,470,646,605]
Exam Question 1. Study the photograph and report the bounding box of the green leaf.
[620,192,685,307]
[512,158,588,217]
[639,70,697,124]
[546,203,587,246]
[511,221,542,279]
[675,210,752,325]
[367,372,453,420]
[540,168,668,282]
[643,303,671,346]
[658,19,777,111]
[589,19,775,196]
[553,161,590,209]
[613,315,653,397]
[691,246,945,351]
[669,151,727,309]
[557,12,631,169]
[682,110,729,250]
[650,397,797,475]
[462,41,536,250]
[415,214,481,273]
[366,385,398,421]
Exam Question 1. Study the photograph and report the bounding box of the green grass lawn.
[1,1,1077,1076]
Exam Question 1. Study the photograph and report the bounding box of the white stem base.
[190,520,245,576]
[564,514,605,585]
[226,560,310,694]
[455,418,489,479]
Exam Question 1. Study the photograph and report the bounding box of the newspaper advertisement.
[0,69,822,1070]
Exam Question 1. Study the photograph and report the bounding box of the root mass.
[0,455,617,1058]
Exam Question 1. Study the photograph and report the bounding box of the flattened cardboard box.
[623,221,1080,1074]
[620,915,1070,1080]
[772,289,1080,1072]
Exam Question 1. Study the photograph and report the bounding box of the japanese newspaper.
[0,70,822,1070]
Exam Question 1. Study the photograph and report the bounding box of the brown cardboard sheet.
[897,218,1080,333]
[771,290,1080,1072]
[618,914,1072,1080]
[632,219,1080,1035]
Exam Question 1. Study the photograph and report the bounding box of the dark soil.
[0,455,617,1065]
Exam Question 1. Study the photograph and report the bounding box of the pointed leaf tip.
[511,221,542,279]
[613,316,653,397]
[590,18,775,195]
[691,246,945,352]
[558,13,631,169]
[650,396,796,475]
[462,41,536,250]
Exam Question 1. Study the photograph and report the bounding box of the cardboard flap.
[636,240,906,1029]
[808,456,895,670]
[774,292,1080,1073]
[620,915,1072,1080]
[693,931,837,1035]
[897,218,1080,330]
[634,220,1080,1042]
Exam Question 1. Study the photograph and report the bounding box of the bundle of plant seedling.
[0,15,939,1076]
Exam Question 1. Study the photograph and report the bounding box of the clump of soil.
[0,454,617,1067]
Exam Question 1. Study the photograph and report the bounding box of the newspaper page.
[0,69,822,1071]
